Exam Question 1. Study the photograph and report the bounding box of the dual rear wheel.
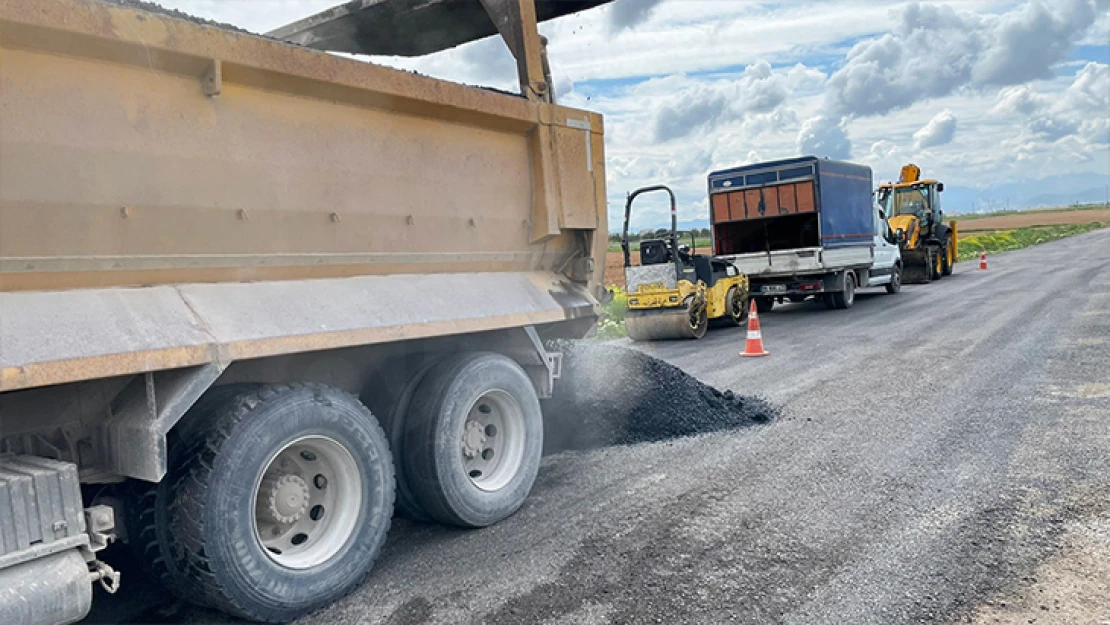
[131,354,542,622]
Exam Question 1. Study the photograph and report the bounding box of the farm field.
[954,207,1110,234]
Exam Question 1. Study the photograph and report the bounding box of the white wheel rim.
[251,436,363,570]
[460,390,525,492]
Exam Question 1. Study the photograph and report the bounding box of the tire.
[942,240,955,276]
[361,359,443,522]
[403,353,543,528]
[688,297,709,339]
[922,249,935,283]
[825,272,856,309]
[725,287,747,326]
[755,296,775,314]
[147,384,395,622]
[125,384,263,595]
[886,264,902,294]
[710,287,746,328]
[934,246,946,280]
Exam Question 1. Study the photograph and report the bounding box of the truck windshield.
[878,186,930,217]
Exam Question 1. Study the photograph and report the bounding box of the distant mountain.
[943,172,1110,214]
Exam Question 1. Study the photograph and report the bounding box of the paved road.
[87,229,1110,624]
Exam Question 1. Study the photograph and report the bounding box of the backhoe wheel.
[153,384,394,623]
[403,353,543,528]
[934,247,946,279]
[825,272,856,309]
[943,242,955,276]
[922,249,936,282]
[886,264,903,294]
[755,296,775,314]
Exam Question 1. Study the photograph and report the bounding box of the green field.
[957,222,1106,261]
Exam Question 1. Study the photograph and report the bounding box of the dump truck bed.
[0,0,607,392]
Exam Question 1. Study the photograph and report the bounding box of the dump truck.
[877,164,958,283]
[709,156,903,311]
[620,186,748,340]
[0,0,611,623]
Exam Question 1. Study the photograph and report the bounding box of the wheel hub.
[260,474,310,524]
[462,420,487,459]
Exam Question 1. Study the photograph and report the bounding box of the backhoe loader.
[621,186,749,341]
[878,164,958,283]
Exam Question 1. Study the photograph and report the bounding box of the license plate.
[762,285,786,294]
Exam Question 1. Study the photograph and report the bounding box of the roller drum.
[625,303,707,341]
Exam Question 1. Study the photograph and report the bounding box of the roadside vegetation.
[957,222,1106,261]
[595,287,629,339]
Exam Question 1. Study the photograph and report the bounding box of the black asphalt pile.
[541,342,777,454]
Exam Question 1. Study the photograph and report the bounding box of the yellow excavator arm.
[899,164,921,184]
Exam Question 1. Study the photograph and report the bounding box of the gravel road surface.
[85,229,1110,624]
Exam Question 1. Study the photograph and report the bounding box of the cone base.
[741,350,769,358]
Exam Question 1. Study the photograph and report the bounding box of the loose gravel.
[96,0,254,33]
[541,342,777,454]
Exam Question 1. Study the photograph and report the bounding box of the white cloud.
[633,61,803,143]
[826,0,1097,118]
[797,116,853,159]
[913,109,958,149]
[989,62,1110,145]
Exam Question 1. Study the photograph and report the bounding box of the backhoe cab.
[621,186,749,341]
[878,164,958,283]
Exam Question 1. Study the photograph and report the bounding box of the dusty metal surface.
[0,0,607,292]
[97,365,223,482]
[625,264,679,293]
[268,0,610,56]
[0,549,92,625]
[0,272,594,392]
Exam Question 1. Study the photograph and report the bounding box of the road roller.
[620,186,750,341]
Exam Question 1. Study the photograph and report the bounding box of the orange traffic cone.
[979,249,988,270]
[741,299,769,358]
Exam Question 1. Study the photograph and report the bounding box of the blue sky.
[161,0,1110,231]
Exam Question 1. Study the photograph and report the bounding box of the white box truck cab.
[708,156,902,312]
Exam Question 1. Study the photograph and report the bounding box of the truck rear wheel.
[824,272,856,309]
[148,384,394,622]
[403,353,542,528]
[754,296,775,314]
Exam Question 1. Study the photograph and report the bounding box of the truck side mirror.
[937,182,945,192]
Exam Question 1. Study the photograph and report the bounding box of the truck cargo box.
[709,157,874,255]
